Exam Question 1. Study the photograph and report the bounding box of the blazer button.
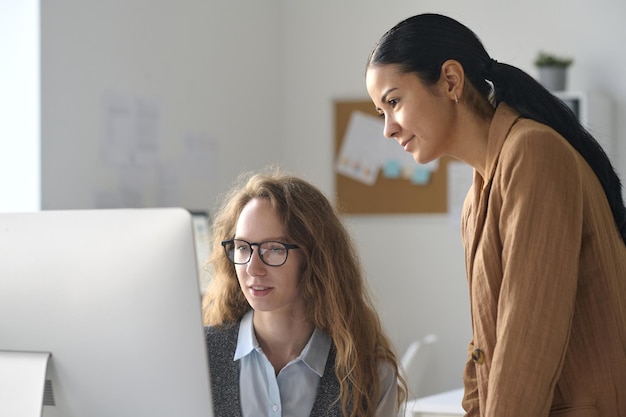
[471,348,485,364]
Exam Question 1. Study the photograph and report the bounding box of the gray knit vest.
[205,324,347,417]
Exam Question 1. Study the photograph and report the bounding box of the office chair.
[399,333,439,401]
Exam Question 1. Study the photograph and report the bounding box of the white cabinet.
[554,91,614,160]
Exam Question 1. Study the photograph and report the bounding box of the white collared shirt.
[235,310,331,417]
[234,310,398,417]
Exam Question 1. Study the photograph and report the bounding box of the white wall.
[38,0,626,395]
[41,0,284,210]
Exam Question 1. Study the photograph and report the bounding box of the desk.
[402,388,464,417]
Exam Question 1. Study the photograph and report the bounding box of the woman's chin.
[412,153,432,165]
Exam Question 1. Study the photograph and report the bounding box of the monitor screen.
[0,208,214,417]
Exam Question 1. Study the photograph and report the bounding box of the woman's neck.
[449,106,492,179]
[252,310,315,375]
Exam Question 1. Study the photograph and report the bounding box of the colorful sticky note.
[411,166,431,185]
[383,160,401,178]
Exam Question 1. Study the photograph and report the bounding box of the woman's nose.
[383,115,399,139]
[246,249,266,273]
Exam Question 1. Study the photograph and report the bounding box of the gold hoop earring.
[454,94,459,104]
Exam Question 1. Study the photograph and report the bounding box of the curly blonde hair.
[202,168,407,417]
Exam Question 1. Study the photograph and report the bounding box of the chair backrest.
[399,333,438,400]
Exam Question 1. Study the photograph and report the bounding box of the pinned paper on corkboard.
[334,100,454,214]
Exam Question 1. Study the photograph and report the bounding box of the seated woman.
[202,169,407,417]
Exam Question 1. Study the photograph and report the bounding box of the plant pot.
[538,66,568,91]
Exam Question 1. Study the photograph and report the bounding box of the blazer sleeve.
[486,128,583,416]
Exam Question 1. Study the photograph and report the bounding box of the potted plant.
[534,51,574,91]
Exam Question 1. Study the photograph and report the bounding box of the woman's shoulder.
[509,117,566,146]
[503,118,579,166]
[205,321,239,333]
[205,322,240,365]
[205,321,240,345]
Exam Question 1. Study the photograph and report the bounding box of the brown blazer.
[461,104,626,417]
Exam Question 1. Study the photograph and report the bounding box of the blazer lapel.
[465,104,521,278]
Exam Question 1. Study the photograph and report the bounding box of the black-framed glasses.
[221,239,300,267]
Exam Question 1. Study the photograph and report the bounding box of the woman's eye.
[266,245,285,254]
[388,98,399,107]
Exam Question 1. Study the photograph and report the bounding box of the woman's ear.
[440,59,465,101]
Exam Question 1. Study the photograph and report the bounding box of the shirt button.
[471,348,485,364]
[272,404,279,412]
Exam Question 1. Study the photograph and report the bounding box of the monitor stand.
[0,350,51,417]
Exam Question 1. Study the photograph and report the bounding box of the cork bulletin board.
[334,100,453,214]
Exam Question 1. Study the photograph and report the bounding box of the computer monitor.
[0,208,214,417]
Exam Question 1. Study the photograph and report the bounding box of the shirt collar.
[299,327,331,377]
[234,310,256,360]
[233,310,332,377]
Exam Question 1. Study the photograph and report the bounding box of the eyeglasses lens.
[225,240,289,266]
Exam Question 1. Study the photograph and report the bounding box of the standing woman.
[202,169,406,417]
[366,13,626,417]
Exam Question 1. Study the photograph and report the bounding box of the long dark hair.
[368,13,626,244]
